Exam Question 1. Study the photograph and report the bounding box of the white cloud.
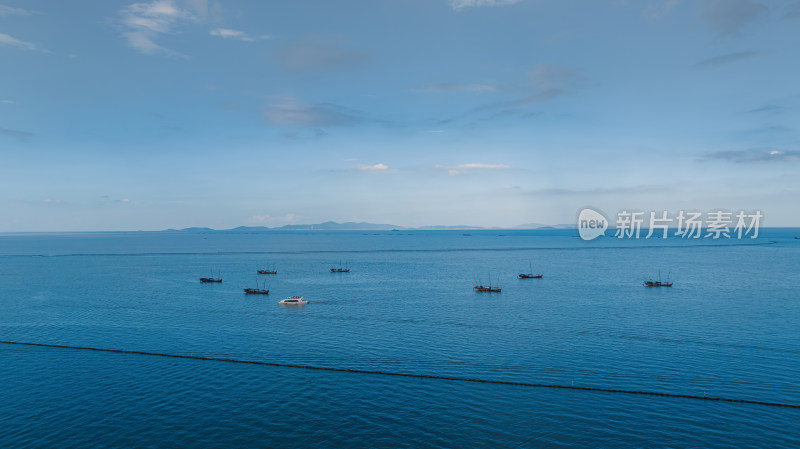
[119,0,212,58]
[0,32,46,52]
[1,99,16,104]
[436,163,511,176]
[357,163,390,172]
[0,5,32,16]
[450,0,522,11]
[210,28,269,41]
[437,163,511,175]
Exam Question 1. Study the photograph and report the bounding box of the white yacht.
[278,296,307,305]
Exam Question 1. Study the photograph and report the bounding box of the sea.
[1,229,799,448]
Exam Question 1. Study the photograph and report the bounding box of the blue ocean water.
[1,229,799,448]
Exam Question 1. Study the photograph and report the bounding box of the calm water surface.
[1,230,799,447]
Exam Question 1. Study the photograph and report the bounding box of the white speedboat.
[279,296,307,305]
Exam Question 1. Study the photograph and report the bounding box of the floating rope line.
[2,340,798,410]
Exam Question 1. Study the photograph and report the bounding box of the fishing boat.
[257,264,277,275]
[279,296,307,305]
[244,277,269,294]
[330,261,350,273]
[200,269,222,283]
[518,262,543,279]
[474,275,501,292]
[644,270,673,287]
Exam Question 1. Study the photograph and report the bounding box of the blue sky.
[1,0,798,231]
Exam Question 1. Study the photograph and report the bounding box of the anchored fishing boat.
[200,269,222,283]
[257,264,277,275]
[644,270,673,287]
[330,261,350,273]
[474,275,501,292]
[519,262,543,279]
[244,279,269,295]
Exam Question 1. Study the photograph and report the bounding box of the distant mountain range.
[168,221,577,232]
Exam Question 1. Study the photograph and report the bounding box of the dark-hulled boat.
[644,280,672,287]
[644,270,672,287]
[200,277,222,283]
[331,261,350,273]
[245,278,269,294]
[474,285,501,292]
[519,262,543,279]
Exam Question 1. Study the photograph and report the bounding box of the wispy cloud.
[450,0,522,11]
[697,0,768,37]
[476,63,578,115]
[410,83,496,93]
[0,126,35,140]
[263,96,359,127]
[706,148,800,163]
[275,39,369,71]
[0,32,46,52]
[0,4,33,16]
[119,0,218,58]
[42,198,63,205]
[0,100,16,104]
[209,28,269,41]
[120,0,188,57]
[693,51,758,68]
[357,163,390,172]
[437,163,510,175]
[748,105,787,115]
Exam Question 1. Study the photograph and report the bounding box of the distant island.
[167,221,577,232]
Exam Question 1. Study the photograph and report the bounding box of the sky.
[1,0,799,231]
